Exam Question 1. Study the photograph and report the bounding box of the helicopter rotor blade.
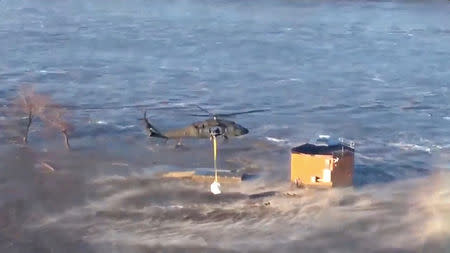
[188,113,211,117]
[188,109,269,118]
[213,109,270,117]
[194,105,212,116]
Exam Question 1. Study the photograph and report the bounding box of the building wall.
[291,153,333,187]
[331,151,354,187]
[291,151,354,187]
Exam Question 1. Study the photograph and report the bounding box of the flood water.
[0,0,449,252]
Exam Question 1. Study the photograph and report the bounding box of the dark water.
[0,0,449,252]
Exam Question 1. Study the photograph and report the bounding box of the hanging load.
[291,135,355,188]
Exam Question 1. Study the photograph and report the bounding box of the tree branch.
[23,110,33,144]
[62,130,70,150]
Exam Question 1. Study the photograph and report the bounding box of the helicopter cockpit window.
[209,126,223,137]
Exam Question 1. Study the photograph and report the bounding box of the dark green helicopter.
[143,106,267,144]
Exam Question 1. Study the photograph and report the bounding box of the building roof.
[291,143,354,155]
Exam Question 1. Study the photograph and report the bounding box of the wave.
[388,142,432,153]
[115,124,136,130]
[265,137,289,144]
[25,171,450,253]
[1,143,449,253]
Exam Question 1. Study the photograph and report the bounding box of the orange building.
[291,137,354,188]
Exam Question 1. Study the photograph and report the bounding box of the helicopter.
[143,106,267,145]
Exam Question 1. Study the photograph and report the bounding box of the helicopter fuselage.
[143,112,249,139]
[164,118,249,139]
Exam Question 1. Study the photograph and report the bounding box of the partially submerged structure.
[291,135,355,188]
[160,135,356,191]
[160,169,249,184]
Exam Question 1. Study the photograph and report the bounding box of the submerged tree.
[40,105,73,150]
[13,85,73,150]
[14,85,50,144]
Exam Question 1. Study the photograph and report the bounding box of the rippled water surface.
[0,0,449,252]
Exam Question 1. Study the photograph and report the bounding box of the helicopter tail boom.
[143,111,168,139]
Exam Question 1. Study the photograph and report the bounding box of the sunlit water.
[0,0,449,252]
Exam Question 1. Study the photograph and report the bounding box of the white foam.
[265,137,288,144]
[38,69,67,74]
[357,153,384,162]
[116,124,136,130]
[96,120,108,125]
[388,142,431,153]
[371,74,386,83]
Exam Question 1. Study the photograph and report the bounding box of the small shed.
[291,136,355,188]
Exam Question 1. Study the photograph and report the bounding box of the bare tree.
[14,85,51,144]
[13,84,73,150]
[40,105,73,150]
